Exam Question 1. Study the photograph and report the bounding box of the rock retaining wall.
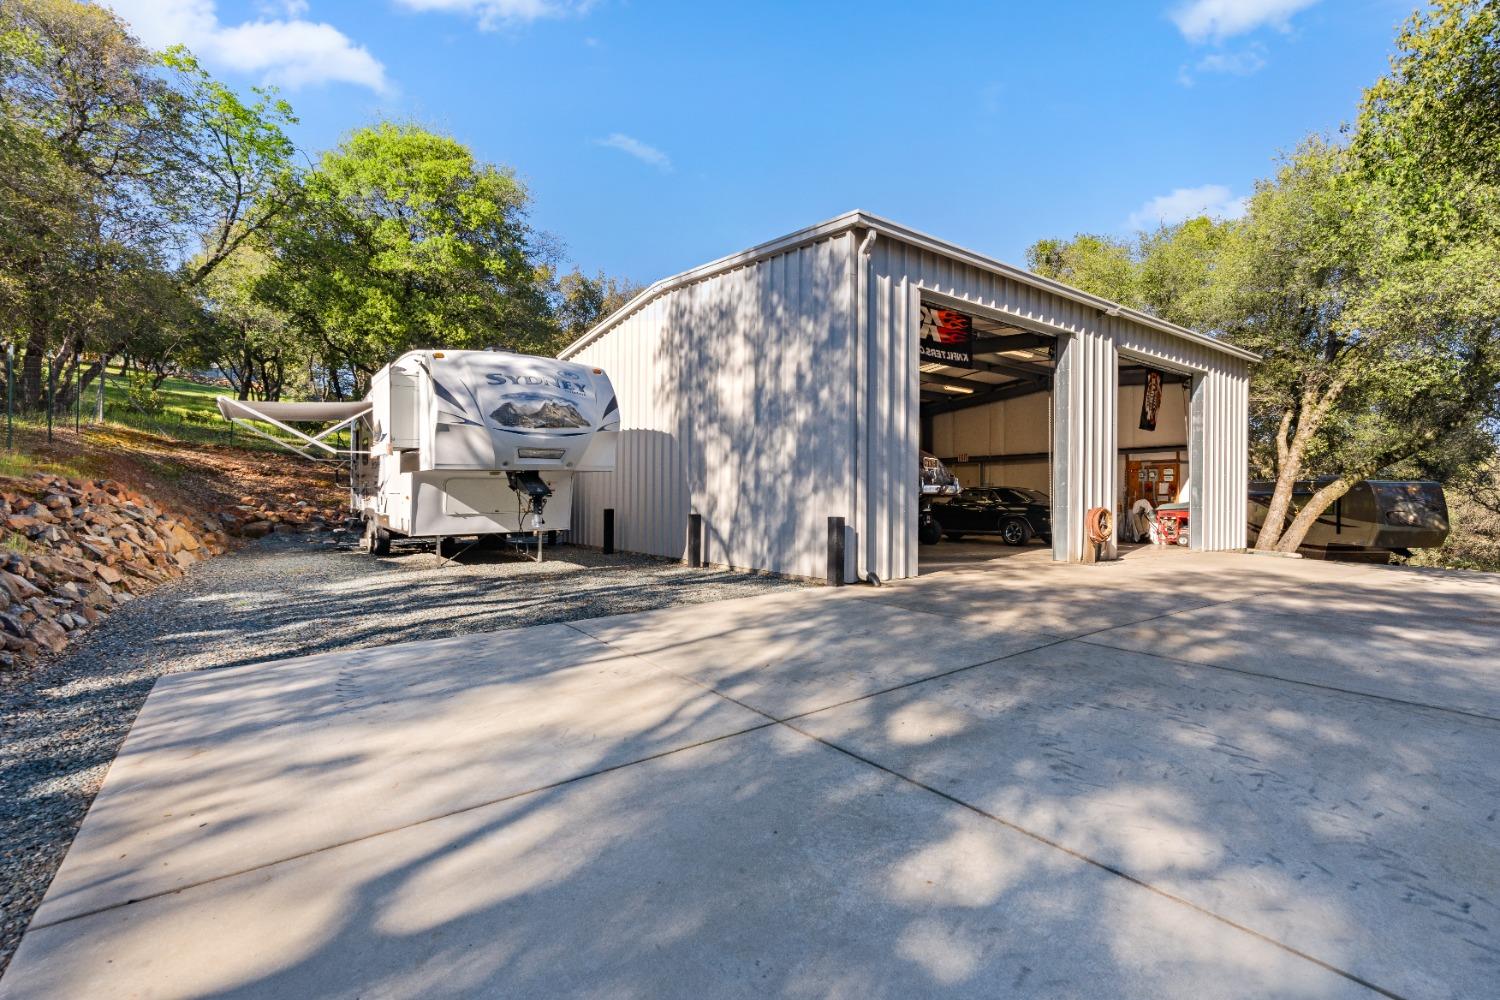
[1,474,342,672]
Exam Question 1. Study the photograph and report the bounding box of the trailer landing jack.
[508,471,552,563]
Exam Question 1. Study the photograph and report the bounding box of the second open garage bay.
[5,552,1498,1000]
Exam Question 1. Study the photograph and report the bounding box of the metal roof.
[559,210,1259,365]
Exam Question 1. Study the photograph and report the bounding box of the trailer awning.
[215,397,373,461]
[216,398,371,423]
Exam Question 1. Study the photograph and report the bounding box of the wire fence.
[1,350,349,456]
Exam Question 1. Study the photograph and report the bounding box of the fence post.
[47,356,54,443]
[603,507,615,555]
[74,361,81,434]
[4,343,12,450]
[95,356,104,423]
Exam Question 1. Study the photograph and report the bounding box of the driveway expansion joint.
[26,715,778,934]
[565,621,1410,1000]
[1072,636,1500,725]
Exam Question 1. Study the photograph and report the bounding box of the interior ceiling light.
[936,383,975,394]
[918,363,946,373]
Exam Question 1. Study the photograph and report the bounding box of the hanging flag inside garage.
[919,305,973,366]
[1139,368,1164,431]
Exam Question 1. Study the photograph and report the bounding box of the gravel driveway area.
[0,532,800,975]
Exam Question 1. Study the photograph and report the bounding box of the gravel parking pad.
[0,532,800,975]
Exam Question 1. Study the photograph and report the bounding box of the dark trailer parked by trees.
[1248,479,1449,560]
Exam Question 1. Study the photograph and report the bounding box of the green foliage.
[194,239,297,400]
[260,122,561,391]
[125,371,164,417]
[0,0,305,420]
[162,47,299,285]
[555,268,646,341]
[1025,235,1139,308]
[1354,0,1500,245]
[1024,6,1500,557]
[2,0,643,427]
[1023,218,1231,332]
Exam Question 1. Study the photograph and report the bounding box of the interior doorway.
[1117,358,1193,545]
[1124,457,1183,511]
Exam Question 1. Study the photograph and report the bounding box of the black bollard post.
[688,512,703,568]
[827,516,846,586]
[603,507,615,555]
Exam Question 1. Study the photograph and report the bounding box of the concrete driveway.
[3,551,1497,999]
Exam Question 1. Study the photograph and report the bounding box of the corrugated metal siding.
[870,236,1247,563]
[1118,322,1250,551]
[568,233,855,579]
[566,216,1250,581]
[1051,327,1120,561]
[867,236,1092,575]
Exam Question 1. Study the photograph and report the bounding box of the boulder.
[30,618,67,653]
[169,523,200,551]
[0,570,42,603]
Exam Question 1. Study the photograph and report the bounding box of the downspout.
[854,228,877,583]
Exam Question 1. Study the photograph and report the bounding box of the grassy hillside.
[17,367,349,453]
[1,419,343,531]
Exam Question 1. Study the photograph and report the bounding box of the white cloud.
[1177,44,1267,85]
[595,133,671,171]
[257,0,310,15]
[104,0,388,92]
[394,0,594,30]
[1169,0,1320,43]
[1127,185,1248,230]
[1195,47,1267,74]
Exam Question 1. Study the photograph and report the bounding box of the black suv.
[931,487,1052,546]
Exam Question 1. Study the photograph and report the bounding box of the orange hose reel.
[1085,506,1114,545]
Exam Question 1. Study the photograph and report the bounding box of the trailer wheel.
[437,536,462,559]
[364,517,391,557]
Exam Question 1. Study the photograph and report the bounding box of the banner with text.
[919,305,974,366]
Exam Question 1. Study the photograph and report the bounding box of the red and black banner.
[1139,368,1164,432]
[919,305,973,366]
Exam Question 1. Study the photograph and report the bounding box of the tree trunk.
[19,331,46,410]
[51,343,85,415]
[1255,408,1300,549]
[1276,476,1358,553]
[1254,374,1352,550]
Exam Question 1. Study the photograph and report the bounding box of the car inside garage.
[918,301,1057,566]
[918,303,1209,570]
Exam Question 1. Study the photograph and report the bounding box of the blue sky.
[106,0,1413,284]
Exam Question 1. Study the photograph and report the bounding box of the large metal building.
[560,211,1254,582]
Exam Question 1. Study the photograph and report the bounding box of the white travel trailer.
[217,349,619,557]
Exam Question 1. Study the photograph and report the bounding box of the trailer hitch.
[507,471,553,562]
